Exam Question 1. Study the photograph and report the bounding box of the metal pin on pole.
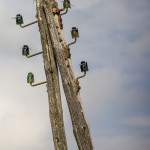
[68,27,79,47]
[22,45,43,58]
[27,72,47,87]
[16,14,37,28]
[20,20,38,28]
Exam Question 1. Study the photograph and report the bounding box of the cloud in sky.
[70,0,100,9]
[123,116,150,128]
[94,135,150,150]
[0,0,150,149]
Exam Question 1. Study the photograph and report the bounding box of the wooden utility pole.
[18,0,93,149]
[36,0,68,149]
[35,0,93,149]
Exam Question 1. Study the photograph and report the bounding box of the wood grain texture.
[36,1,68,150]
[43,1,93,149]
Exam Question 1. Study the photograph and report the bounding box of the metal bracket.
[22,45,43,58]
[27,72,47,87]
[61,8,68,16]
[68,37,77,47]
[30,81,47,87]
[77,71,86,80]
[26,51,43,58]
[20,20,38,28]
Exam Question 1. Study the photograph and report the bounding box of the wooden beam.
[36,1,68,149]
[43,1,93,149]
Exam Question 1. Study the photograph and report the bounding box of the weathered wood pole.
[36,0,68,149]
[41,1,93,149]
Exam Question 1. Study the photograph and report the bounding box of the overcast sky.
[0,0,150,149]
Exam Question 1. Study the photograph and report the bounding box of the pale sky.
[0,0,150,149]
